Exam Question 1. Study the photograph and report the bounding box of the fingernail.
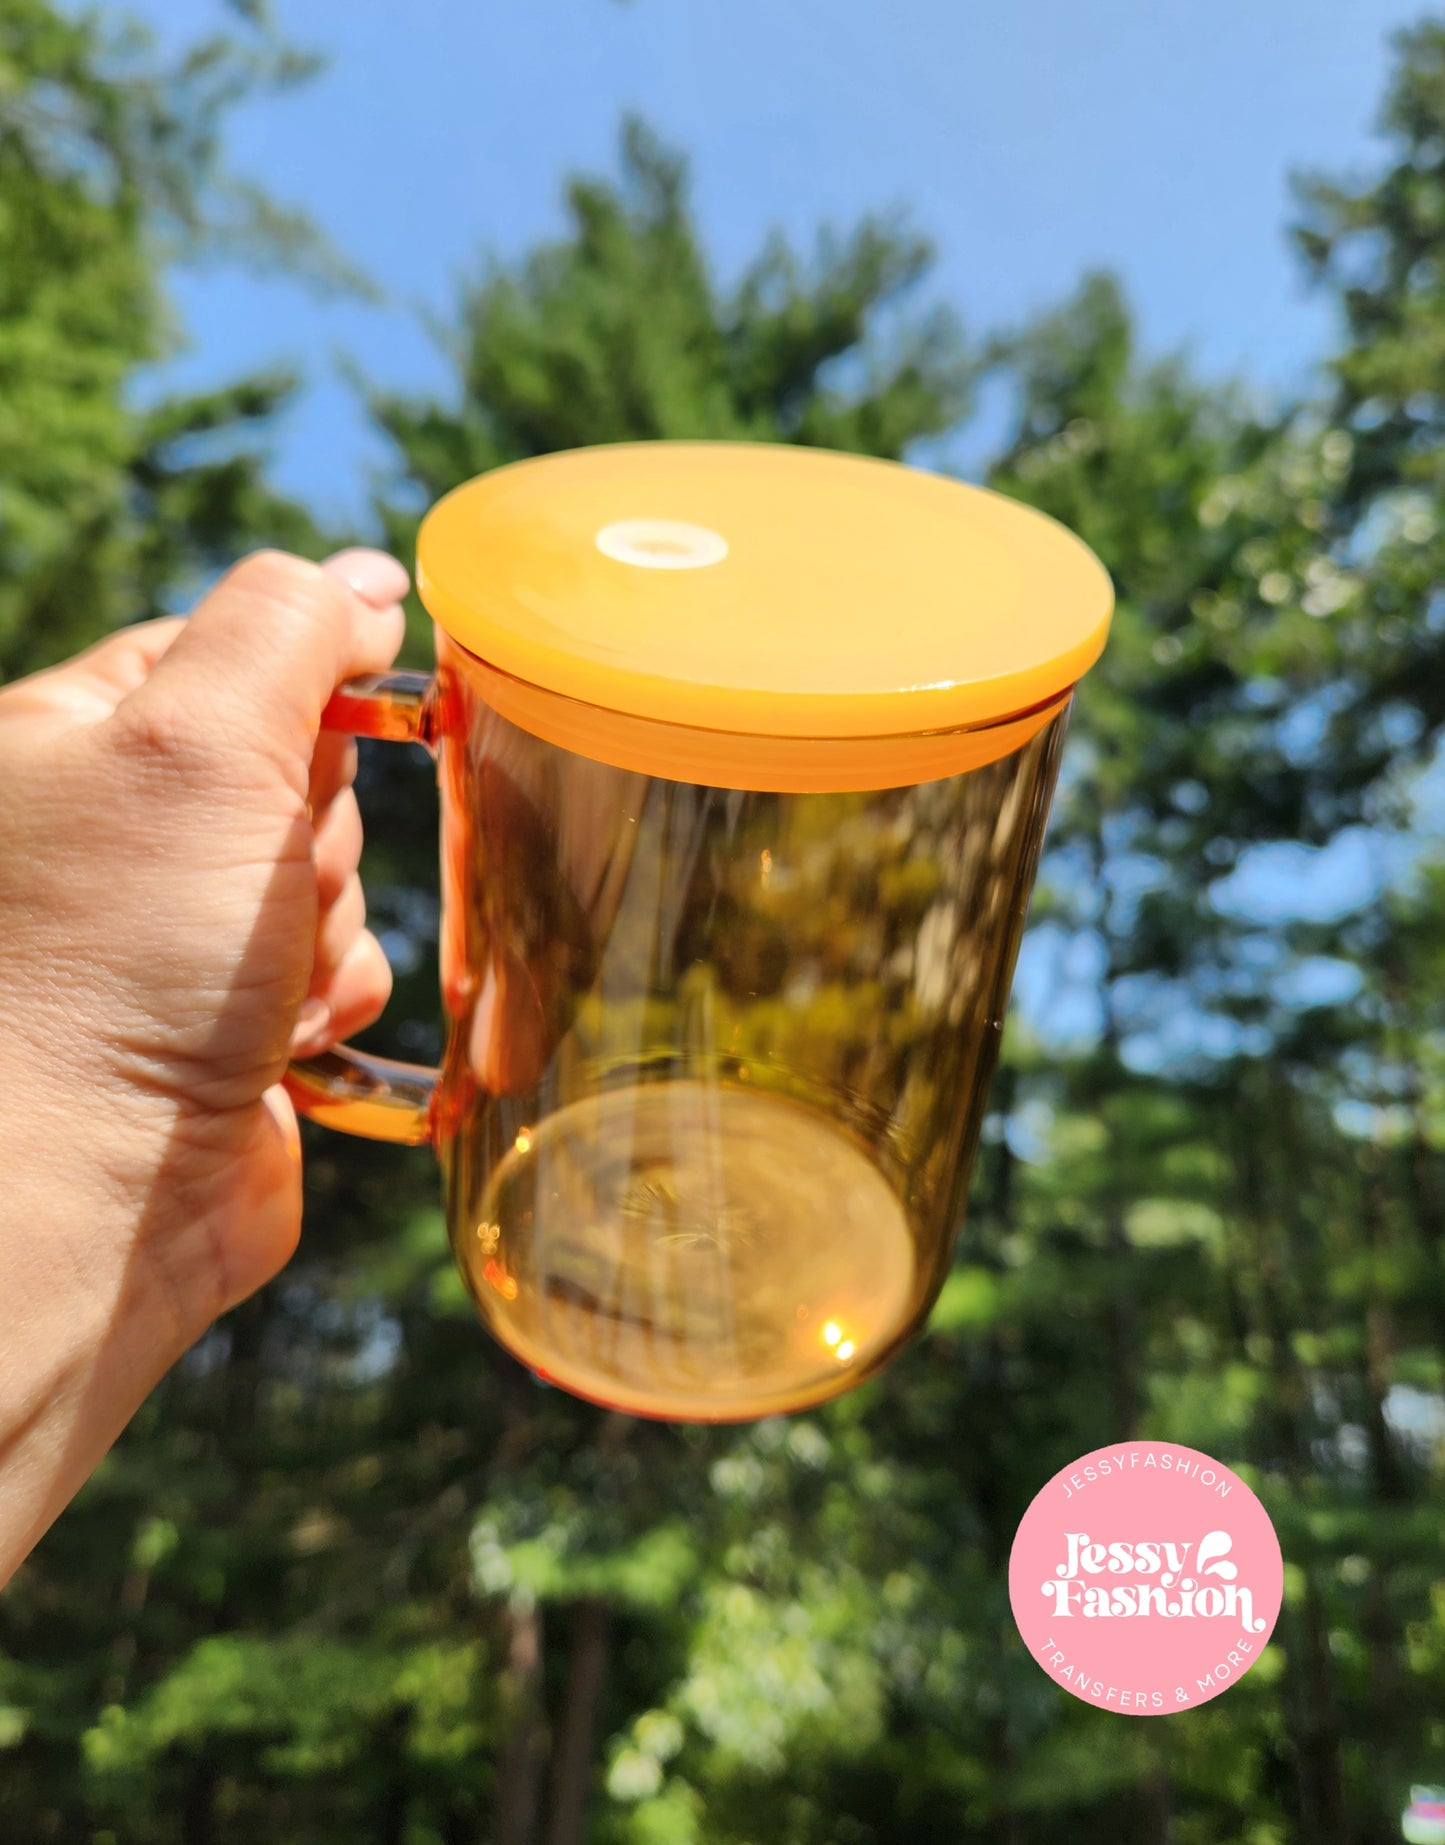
[291,997,331,1053]
[322,548,411,609]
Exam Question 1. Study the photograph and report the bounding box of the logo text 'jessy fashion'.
[1040,1528,1269,1630]
[1009,1443,1283,1715]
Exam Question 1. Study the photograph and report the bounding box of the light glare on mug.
[595,517,729,569]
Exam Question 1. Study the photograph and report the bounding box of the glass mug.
[285,443,1111,1421]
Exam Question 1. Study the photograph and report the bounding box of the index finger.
[116,550,408,792]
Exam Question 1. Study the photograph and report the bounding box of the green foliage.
[0,0,341,679]
[82,1634,490,1785]
[2,8,1445,1845]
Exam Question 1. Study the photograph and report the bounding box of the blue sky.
[125,0,1437,1040]
[137,0,1427,530]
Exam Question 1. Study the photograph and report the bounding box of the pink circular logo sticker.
[1008,1442,1283,1715]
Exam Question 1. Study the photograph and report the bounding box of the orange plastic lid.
[415,442,1111,782]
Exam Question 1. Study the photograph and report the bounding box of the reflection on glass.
[436,636,1068,1420]
[458,1080,913,1420]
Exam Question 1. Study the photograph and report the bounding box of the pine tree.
[0,0,342,682]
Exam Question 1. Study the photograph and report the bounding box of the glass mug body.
[424,633,1068,1421]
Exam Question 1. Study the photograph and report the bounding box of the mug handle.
[282,671,442,1147]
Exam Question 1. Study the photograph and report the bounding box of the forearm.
[0,1065,202,1586]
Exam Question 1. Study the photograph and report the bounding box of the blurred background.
[3,0,1445,1839]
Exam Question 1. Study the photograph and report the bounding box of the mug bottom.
[456,1079,918,1421]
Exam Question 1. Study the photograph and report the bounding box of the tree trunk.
[1360,1568,1403,1845]
[1087,806,1138,1441]
[1295,1574,1349,1845]
[1103,1198,1138,1438]
[374,1709,412,1845]
[493,1596,548,1845]
[444,1803,480,1845]
[1230,1089,1349,1844]
[181,1760,216,1845]
[546,1598,612,1845]
[1357,1156,1407,1842]
[1143,1760,1174,1845]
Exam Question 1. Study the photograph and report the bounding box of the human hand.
[0,549,409,1583]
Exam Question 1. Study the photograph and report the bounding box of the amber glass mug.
[285,444,1111,1421]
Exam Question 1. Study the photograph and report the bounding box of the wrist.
[0,1044,216,1583]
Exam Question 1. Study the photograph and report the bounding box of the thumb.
[117,549,409,782]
